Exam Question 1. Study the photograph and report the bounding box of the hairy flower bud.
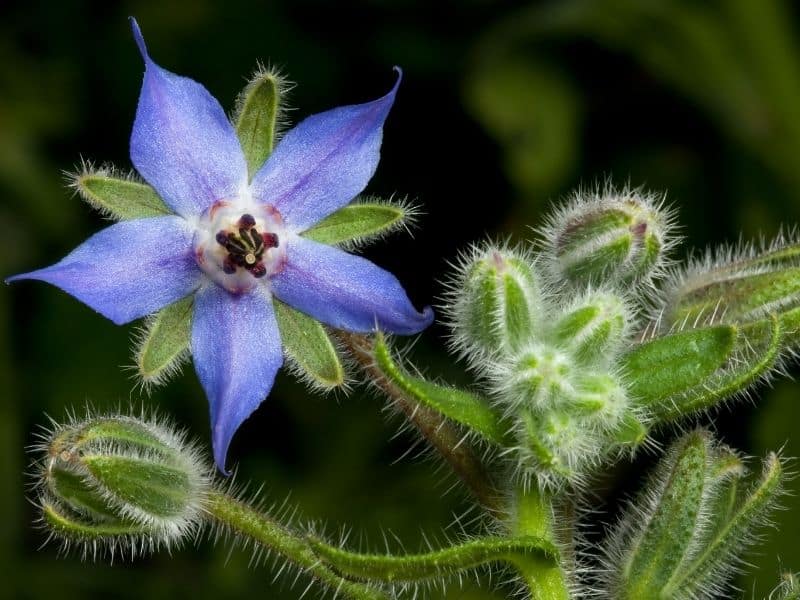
[500,343,574,411]
[541,187,673,287]
[516,409,600,485]
[34,412,211,557]
[552,291,629,365]
[446,244,543,366]
[601,430,784,599]
[658,236,800,346]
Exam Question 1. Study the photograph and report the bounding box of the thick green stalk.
[509,485,572,600]
[205,491,387,600]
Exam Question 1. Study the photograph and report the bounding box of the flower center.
[215,214,279,279]
[193,201,287,293]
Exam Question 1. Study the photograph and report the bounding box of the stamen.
[250,263,267,278]
[262,232,279,248]
[239,213,256,228]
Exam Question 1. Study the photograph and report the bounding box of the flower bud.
[660,238,800,342]
[499,343,574,411]
[447,244,543,365]
[543,188,672,287]
[569,372,628,432]
[552,291,629,365]
[35,413,210,555]
[516,409,599,486]
[600,430,784,599]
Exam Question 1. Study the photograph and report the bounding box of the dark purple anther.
[250,263,267,278]
[216,231,229,246]
[222,257,237,274]
[239,214,256,228]
[262,232,279,248]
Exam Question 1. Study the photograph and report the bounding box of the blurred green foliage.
[3,0,800,597]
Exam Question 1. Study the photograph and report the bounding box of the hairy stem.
[508,485,572,600]
[337,331,502,513]
[309,534,558,582]
[205,490,388,600]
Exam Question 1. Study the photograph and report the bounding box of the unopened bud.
[543,188,672,286]
[552,291,629,364]
[661,238,800,339]
[447,244,543,365]
[499,343,574,411]
[35,413,210,555]
[516,409,599,486]
[570,372,628,432]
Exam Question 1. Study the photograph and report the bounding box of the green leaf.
[71,168,171,220]
[274,300,344,389]
[666,453,785,598]
[373,334,507,444]
[618,430,711,598]
[622,325,737,408]
[234,67,284,178]
[309,535,557,582]
[651,316,781,421]
[301,200,412,246]
[134,296,193,388]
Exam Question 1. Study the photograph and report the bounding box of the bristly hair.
[65,158,152,220]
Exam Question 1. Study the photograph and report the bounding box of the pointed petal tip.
[212,432,233,476]
[129,16,149,63]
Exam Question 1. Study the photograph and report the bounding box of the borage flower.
[8,19,433,472]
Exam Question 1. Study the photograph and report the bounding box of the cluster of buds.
[445,188,672,487]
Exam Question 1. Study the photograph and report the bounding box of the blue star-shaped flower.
[9,19,433,471]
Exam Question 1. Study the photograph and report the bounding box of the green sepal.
[301,200,412,246]
[649,316,781,421]
[134,296,193,388]
[617,430,711,598]
[41,498,143,540]
[622,325,737,408]
[81,454,194,519]
[71,168,171,220]
[373,334,507,445]
[665,453,784,598]
[274,300,345,389]
[309,535,557,583]
[234,67,284,178]
[47,464,122,522]
[611,411,649,448]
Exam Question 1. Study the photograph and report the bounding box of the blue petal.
[129,18,247,218]
[270,235,433,335]
[250,70,401,231]
[191,283,283,473]
[7,216,200,325]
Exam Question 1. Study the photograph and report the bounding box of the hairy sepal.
[274,300,346,390]
[301,196,419,248]
[133,295,193,390]
[69,161,171,220]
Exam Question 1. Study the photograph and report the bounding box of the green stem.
[205,491,388,600]
[508,485,572,600]
[309,534,557,583]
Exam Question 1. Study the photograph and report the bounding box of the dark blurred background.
[3,0,800,598]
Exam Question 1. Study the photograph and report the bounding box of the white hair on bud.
[536,181,679,296]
